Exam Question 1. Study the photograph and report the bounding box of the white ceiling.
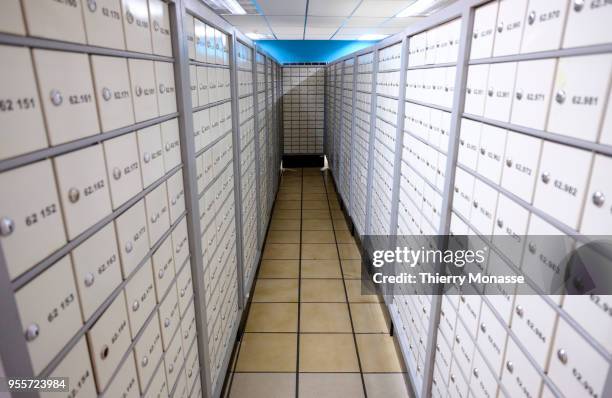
[209,0,456,40]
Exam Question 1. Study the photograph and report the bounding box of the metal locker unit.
[339,58,355,211]
[234,40,259,298]
[281,64,325,155]
[0,0,282,397]
[323,1,612,398]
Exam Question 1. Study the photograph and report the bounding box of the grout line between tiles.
[322,170,369,398]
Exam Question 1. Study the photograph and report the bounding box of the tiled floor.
[225,168,411,398]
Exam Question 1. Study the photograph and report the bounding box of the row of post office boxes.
[283,66,324,77]
[14,210,192,381]
[0,48,177,159]
[470,0,611,60]
[192,102,232,152]
[379,42,403,72]
[404,102,451,154]
[1,0,172,55]
[196,134,233,196]
[408,18,461,67]
[0,135,183,279]
[357,53,374,73]
[236,42,252,70]
[240,119,255,149]
[237,70,254,97]
[405,66,456,109]
[375,116,398,150]
[376,71,402,97]
[356,92,372,111]
[239,96,255,122]
[199,165,235,242]
[457,118,612,233]
[186,14,229,66]
[402,135,447,194]
[189,65,231,108]
[376,96,399,126]
[464,55,612,145]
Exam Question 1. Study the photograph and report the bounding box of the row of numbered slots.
[189,65,231,108]
[378,43,402,72]
[398,164,444,236]
[1,120,183,280]
[470,0,610,59]
[357,53,374,73]
[235,42,253,70]
[456,118,611,233]
[237,70,254,97]
[1,46,177,160]
[404,103,451,155]
[1,0,172,55]
[282,67,325,77]
[196,133,234,198]
[184,13,230,66]
[239,97,255,123]
[282,87,325,96]
[465,55,612,144]
[376,70,402,98]
[38,273,200,398]
[357,73,373,92]
[14,188,194,390]
[405,66,456,109]
[192,102,233,153]
[408,18,461,67]
[435,282,609,398]
[402,131,447,194]
[200,168,235,282]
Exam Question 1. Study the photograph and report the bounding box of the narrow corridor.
[225,168,411,398]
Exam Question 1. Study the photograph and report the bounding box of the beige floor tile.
[278,187,301,194]
[345,280,382,303]
[258,260,299,278]
[236,333,297,372]
[302,209,331,219]
[301,279,346,302]
[276,200,301,210]
[363,374,410,398]
[356,334,405,373]
[341,259,362,279]
[303,186,326,194]
[230,373,296,398]
[299,334,359,372]
[333,218,350,231]
[300,303,352,332]
[338,243,361,259]
[350,303,390,333]
[301,244,338,260]
[301,230,335,244]
[253,279,299,302]
[301,259,342,278]
[302,200,329,210]
[276,192,301,201]
[334,230,355,244]
[245,303,298,332]
[302,169,321,175]
[299,373,365,398]
[273,209,301,220]
[303,193,328,201]
[270,218,301,231]
[329,201,341,210]
[263,243,300,259]
[302,218,333,231]
[331,209,345,220]
[266,230,300,244]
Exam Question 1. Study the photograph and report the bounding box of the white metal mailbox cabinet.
[0,45,47,160]
[82,0,126,50]
[0,160,67,280]
[15,256,83,375]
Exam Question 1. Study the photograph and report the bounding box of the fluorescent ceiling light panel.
[210,0,247,14]
[396,0,439,17]
[358,33,388,40]
[246,32,270,39]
